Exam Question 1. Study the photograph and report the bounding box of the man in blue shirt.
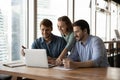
[22,19,66,65]
[63,19,109,69]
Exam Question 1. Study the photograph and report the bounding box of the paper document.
[53,66,72,70]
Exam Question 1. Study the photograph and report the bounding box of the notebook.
[3,60,25,68]
[24,49,55,68]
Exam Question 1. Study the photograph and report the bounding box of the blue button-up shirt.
[32,34,67,58]
[69,35,109,67]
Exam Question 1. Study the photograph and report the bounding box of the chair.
[104,41,115,67]
[114,41,120,67]
[104,41,120,67]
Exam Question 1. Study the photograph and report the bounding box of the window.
[111,1,118,39]
[0,10,8,61]
[36,0,67,37]
[95,0,108,40]
[0,0,27,62]
[0,0,120,62]
[74,0,90,23]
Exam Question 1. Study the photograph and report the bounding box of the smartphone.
[22,45,26,49]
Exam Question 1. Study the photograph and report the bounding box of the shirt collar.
[80,35,91,46]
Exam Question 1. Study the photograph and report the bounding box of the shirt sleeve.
[31,39,41,49]
[91,37,108,67]
[65,32,76,51]
[59,38,67,53]
[68,45,80,61]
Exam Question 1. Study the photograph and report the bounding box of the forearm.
[59,48,68,59]
[73,60,95,68]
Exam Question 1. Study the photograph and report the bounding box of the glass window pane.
[0,0,27,62]
[75,0,90,24]
[96,12,106,40]
[111,2,118,39]
[96,0,108,40]
[37,0,67,37]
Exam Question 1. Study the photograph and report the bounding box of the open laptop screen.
[24,49,51,68]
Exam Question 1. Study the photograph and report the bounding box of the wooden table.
[0,65,120,80]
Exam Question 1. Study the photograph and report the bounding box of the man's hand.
[48,56,56,65]
[63,58,77,69]
[56,57,63,66]
[21,45,26,56]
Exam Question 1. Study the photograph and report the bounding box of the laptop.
[114,29,120,40]
[24,49,55,68]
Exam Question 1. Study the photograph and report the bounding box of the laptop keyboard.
[48,64,56,68]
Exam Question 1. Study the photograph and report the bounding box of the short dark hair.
[73,19,90,34]
[40,19,53,30]
[58,16,73,32]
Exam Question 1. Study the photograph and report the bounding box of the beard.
[75,36,80,41]
[43,33,51,39]
[75,35,84,41]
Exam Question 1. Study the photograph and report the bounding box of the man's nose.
[43,30,47,34]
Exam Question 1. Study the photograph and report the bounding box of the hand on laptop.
[48,56,56,65]
[21,45,27,56]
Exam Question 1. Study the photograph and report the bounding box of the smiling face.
[57,21,68,35]
[73,26,86,41]
[40,25,52,39]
